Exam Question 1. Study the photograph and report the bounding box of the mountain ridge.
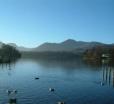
[0,39,113,54]
[32,39,109,53]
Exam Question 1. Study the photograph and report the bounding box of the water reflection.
[8,98,17,104]
[0,63,15,76]
[100,58,114,88]
[0,62,15,70]
[0,58,114,104]
[102,65,114,88]
[30,58,102,70]
[0,62,18,104]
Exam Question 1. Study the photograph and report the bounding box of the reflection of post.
[1,63,4,69]
[113,70,114,88]
[106,66,108,83]
[108,67,111,86]
[8,63,11,70]
[102,64,114,88]
[103,66,106,81]
[102,66,105,82]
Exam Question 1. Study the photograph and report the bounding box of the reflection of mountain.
[35,58,85,70]
[22,57,102,71]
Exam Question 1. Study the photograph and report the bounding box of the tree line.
[83,45,114,64]
[0,44,21,63]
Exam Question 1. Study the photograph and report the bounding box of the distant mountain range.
[0,39,114,54]
[34,39,106,53]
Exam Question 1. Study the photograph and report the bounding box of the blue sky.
[0,0,113,47]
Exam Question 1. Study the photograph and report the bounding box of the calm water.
[0,58,114,104]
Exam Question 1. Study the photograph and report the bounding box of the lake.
[0,58,114,104]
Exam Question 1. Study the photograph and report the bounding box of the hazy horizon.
[0,0,113,47]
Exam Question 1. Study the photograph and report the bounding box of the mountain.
[17,46,33,52]
[33,39,106,53]
[4,39,113,54]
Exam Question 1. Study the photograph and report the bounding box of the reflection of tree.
[8,98,17,104]
[0,62,16,76]
[113,70,114,88]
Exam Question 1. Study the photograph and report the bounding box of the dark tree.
[83,45,114,65]
[0,44,21,63]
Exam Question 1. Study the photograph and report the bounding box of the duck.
[35,77,39,80]
[12,90,17,94]
[101,82,105,86]
[49,88,55,92]
[6,90,12,95]
[58,102,65,104]
[6,90,18,95]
